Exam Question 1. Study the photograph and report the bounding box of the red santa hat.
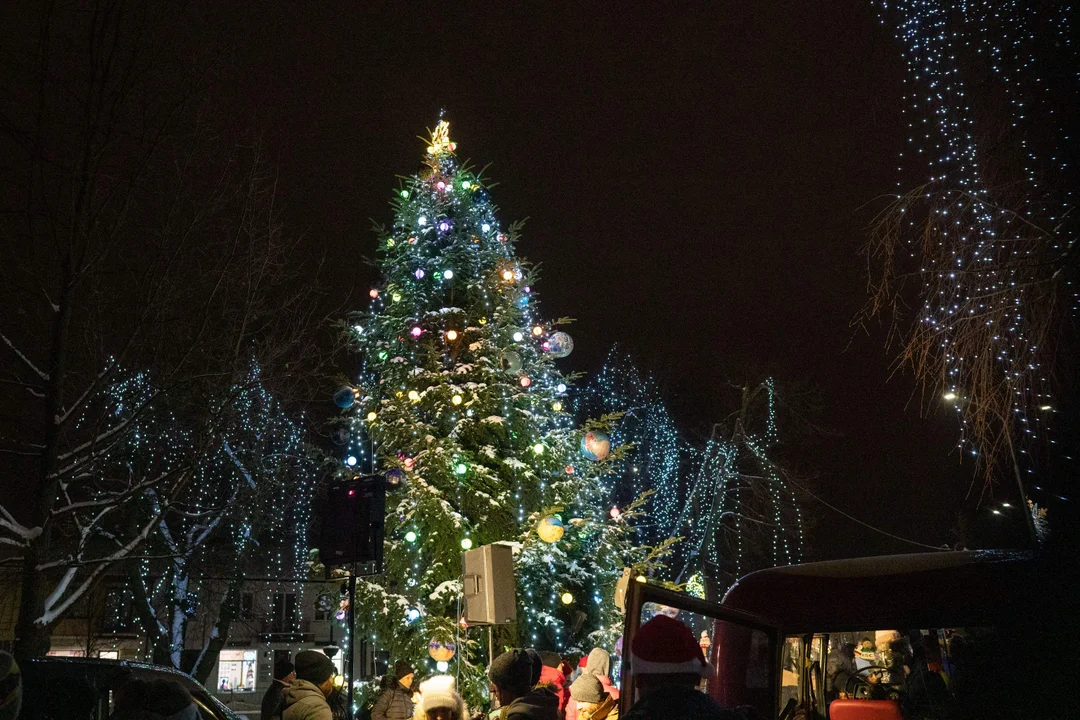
[631,615,711,677]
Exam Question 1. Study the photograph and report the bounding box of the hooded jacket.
[501,687,561,720]
[566,649,619,720]
[282,680,333,720]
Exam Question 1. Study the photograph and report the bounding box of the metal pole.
[346,569,357,713]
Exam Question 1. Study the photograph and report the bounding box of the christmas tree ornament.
[331,427,350,445]
[414,268,425,279]
[500,350,522,373]
[516,296,529,308]
[443,269,454,280]
[454,462,467,475]
[565,465,574,474]
[561,592,574,605]
[392,293,401,302]
[552,401,563,412]
[400,190,410,199]
[556,383,567,393]
[405,530,417,543]
[531,325,544,336]
[547,332,574,359]
[481,223,491,233]
[346,456,357,467]
[408,390,421,402]
[428,639,457,662]
[366,411,378,422]
[385,468,407,489]
[369,288,379,299]
[519,375,531,388]
[452,394,463,405]
[411,326,423,337]
[609,506,621,519]
[512,332,524,342]
[445,330,459,341]
[532,443,544,455]
[333,387,356,409]
[536,515,565,543]
[502,269,515,282]
[460,538,473,550]
[580,431,611,462]
[403,457,415,470]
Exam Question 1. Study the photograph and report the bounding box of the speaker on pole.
[462,543,516,625]
[318,474,386,572]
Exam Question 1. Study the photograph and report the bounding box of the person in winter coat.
[568,674,618,720]
[565,649,619,720]
[537,652,570,714]
[262,659,297,720]
[489,649,560,720]
[372,660,416,720]
[0,652,21,720]
[412,675,468,720]
[282,650,337,720]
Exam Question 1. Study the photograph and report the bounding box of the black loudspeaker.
[318,474,385,571]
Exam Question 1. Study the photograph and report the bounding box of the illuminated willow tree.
[339,122,665,704]
[863,2,1079,531]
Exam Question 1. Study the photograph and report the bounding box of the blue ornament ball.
[331,427,350,445]
[580,431,611,462]
[547,332,574,359]
[516,295,530,308]
[333,386,356,409]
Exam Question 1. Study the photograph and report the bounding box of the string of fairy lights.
[875,1,1077,477]
[95,363,316,659]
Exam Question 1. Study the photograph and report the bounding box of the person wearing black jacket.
[262,660,297,720]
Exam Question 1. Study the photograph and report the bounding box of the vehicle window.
[821,627,1012,718]
[780,636,801,710]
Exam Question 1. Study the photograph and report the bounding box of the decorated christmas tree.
[338,121,667,704]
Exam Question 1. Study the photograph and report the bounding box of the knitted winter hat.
[414,675,467,720]
[630,615,710,677]
[273,660,295,681]
[294,651,336,685]
[394,660,416,680]
[539,651,562,669]
[489,649,533,696]
[569,673,606,704]
[584,648,611,678]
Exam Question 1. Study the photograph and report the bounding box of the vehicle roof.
[721,549,1042,631]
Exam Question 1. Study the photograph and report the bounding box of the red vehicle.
[619,550,1068,719]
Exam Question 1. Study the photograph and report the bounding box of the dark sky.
[210,1,978,558]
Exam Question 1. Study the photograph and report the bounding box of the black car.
[20,656,243,720]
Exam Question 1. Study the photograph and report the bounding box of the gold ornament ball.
[536,516,565,543]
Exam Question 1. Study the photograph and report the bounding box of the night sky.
[200,3,975,557]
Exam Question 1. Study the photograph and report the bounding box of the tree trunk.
[190,583,240,684]
[127,561,174,667]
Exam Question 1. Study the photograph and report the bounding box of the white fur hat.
[413,675,467,720]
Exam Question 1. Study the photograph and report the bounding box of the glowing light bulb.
[405,531,417,543]
[346,456,357,467]
[436,181,446,190]
[455,463,467,475]
[636,575,647,583]
[519,376,531,388]
[560,592,574,605]
[353,325,363,334]
[481,223,491,233]
[446,329,459,341]
[369,289,379,299]
[408,390,420,402]
[532,325,543,336]
[386,238,395,247]
[552,401,562,412]
[609,506,621,519]
[418,216,427,226]
[411,326,422,337]
[512,332,524,342]
[443,269,454,279]
[502,269,515,282]
[943,392,957,401]
[414,268,425,279]
[452,394,463,405]
[366,412,377,422]
[479,317,487,325]
[532,443,544,455]
[392,293,401,302]
[460,538,473,550]
[462,180,471,189]
[400,190,410,199]
[438,221,450,232]
[436,661,449,672]
[557,383,567,393]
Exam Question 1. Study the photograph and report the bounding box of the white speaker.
[462,542,516,625]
